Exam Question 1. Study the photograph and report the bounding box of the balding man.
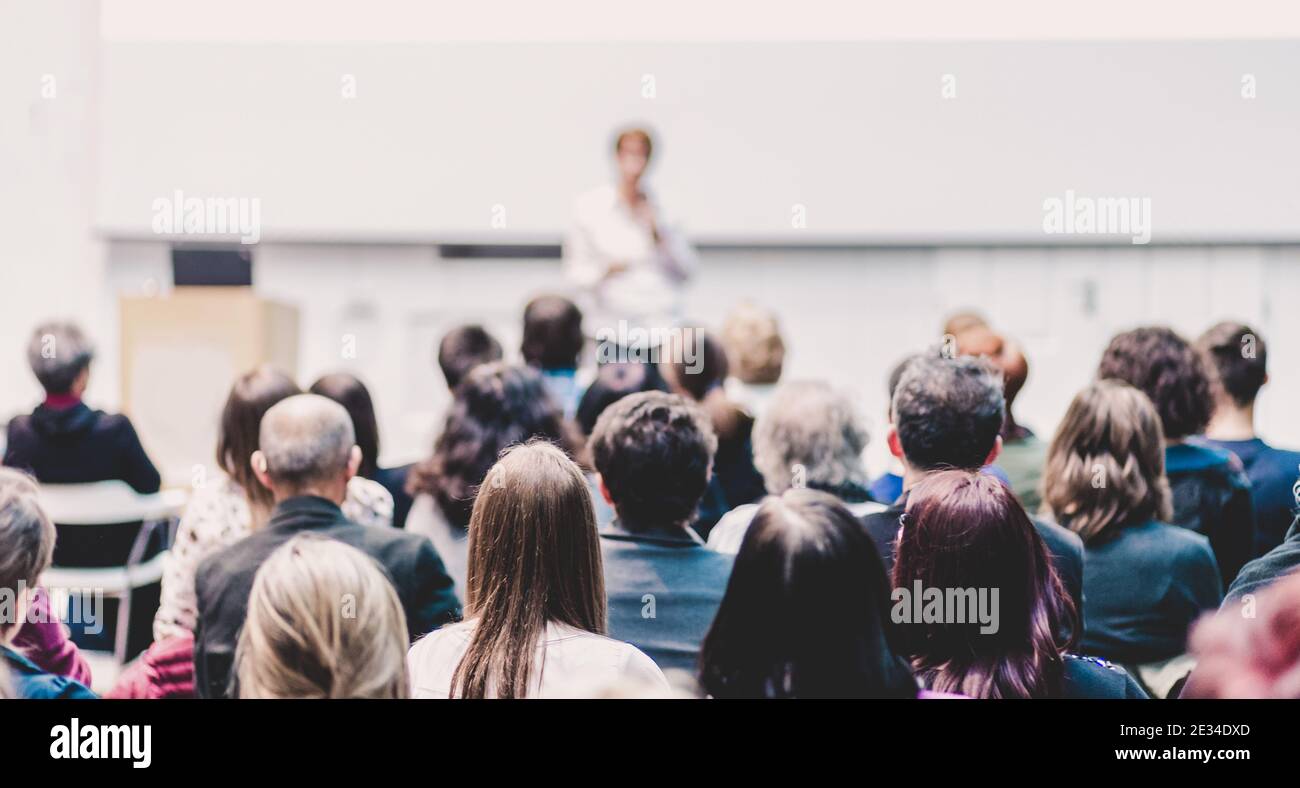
[194,394,459,698]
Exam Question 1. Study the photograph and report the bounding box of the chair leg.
[114,587,132,665]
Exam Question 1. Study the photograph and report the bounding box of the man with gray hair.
[4,321,160,495]
[194,394,459,698]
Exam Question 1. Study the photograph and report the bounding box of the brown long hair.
[450,440,605,699]
[1042,380,1173,543]
[216,366,301,512]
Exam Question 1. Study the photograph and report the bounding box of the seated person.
[589,391,734,672]
[194,394,459,698]
[521,294,591,419]
[719,302,785,420]
[437,324,502,392]
[1184,569,1300,698]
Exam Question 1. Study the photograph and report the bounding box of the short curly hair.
[590,391,716,531]
[1096,327,1212,440]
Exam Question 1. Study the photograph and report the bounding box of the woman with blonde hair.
[407,440,666,698]
[235,533,410,699]
[1042,380,1222,679]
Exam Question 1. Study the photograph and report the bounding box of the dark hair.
[309,373,381,479]
[589,390,717,531]
[406,363,576,528]
[661,328,752,442]
[1097,326,1213,440]
[892,471,1077,698]
[437,325,503,391]
[27,321,94,394]
[1197,321,1267,409]
[521,295,584,370]
[699,489,918,698]
[614,127,654,159]
[217,366,301,508]
[575,356,670,436]
[891,355,1005,471]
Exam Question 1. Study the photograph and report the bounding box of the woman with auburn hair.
[1182,570,1300,699]
[407,441,667,698]
[892,470,1148,699]
[700,489,919,698]
[1043,381,1222,675]
[236,533,410,699]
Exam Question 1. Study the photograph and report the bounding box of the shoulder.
[573,184,617,215]
[1034,517,1084,554]
[706,504,759,554]
[21,673,97,700]
[343,476,394,527]
[98,411,139,435]
[1062,654,1148,699]
[407,622,473,696]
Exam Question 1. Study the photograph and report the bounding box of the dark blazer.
[1225,516,1300,605]
[372,463,414,530]
[1079,519,1222,664]
[1060,655,1149,699]
[1201,437,1300,556]
[1165,443,1255,587]
[194,495,460,698]
[861,502,1086,630]
[4,402,161,494]
[600,521,734,673]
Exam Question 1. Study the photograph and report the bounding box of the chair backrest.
[37,481,187,525]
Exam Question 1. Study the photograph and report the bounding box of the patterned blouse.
[152,474,393,642]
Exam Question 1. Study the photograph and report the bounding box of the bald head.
[253,394,360,501]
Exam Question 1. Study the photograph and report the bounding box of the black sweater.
[4,402,161,493]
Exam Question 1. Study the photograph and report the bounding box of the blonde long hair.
[451,440,605,699]
[235,533,410,699]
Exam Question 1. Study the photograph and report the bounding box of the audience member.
[575,353,669,437]
[893,470,1147,699]
[0,469,96,699]
[862,354,1085,616]
[521,294,590,419]
[1196,321,1300,555]
[194,394,458,698]
[237,534,411,699]
[310,372,414,529]
[408,441,666,698]
[1098,326,1255,585]
[720,302,785,419]
[589,391,733,671]
[660,328,766,536]
[1042,381,1221,673]
[700,489,920,698]
[708,380,883,554]
[437,324,503,392]
[1184,570,1300,698]
[154,366,393,643]
[405,362,578,601]
[1224,519,1300,604]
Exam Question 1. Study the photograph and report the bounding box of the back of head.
[1043,380,1172,542]
[257,394,356,495]
[700,489,916,698]
[438,324,503,391]
[1196,321,1267,410]
[891,355,1005,471]
[27,321,94,395]
[236,533,409,698]
[893,470,1073,698]
[454,441,603,698]
[309,372,381,478]
[1184,571,1300,699]
[521,295,585,370]
[661,329,749,440]
[218,366,301,505]
[590,390,717,531]
[575,358,669,435]
[0,469,55,636]
[752,381,868,495]
[407,362,572,527]
[720,303,785,385]
[1097,326,1212,440]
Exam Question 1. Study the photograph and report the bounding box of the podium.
[120,288,299,486]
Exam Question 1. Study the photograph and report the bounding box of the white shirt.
[707,498,887,555]
[563,184,697,334]
[407,620,668,699]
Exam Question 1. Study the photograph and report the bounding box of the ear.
[984,435,1003,467]
[887,427,904,460]
[345,445,362,480]
[250,450,273,492]
[597,474,615,506]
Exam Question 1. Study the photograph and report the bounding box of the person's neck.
[275,486,347,508]
[42,392,82,410]
[617,178,642,203]
[901,463,979,493]
[614,517,694,540]
[1205,403,1256,442]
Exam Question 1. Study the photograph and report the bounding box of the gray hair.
[258,394,356,489]
[0,469,55,624]
[27,321,94,394]
[752,381,870,494]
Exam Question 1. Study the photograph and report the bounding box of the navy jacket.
[1079,519,1222,664]
[194,495,460,698]
[4,402,160,494]
[1201,437,1300,556]
[601,521,734,673]
[1165,443,1255,587]
[1,645,96,699]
